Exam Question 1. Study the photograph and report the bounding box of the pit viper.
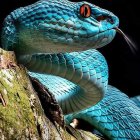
[1,0,140,139]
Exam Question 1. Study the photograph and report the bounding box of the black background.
[0,0,140,97]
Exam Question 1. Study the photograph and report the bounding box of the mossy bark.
[0,48,101,140]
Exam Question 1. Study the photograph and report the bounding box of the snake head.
[74,1,119,48]
[1,0,119,54]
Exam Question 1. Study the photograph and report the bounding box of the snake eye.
[80,4,91,18]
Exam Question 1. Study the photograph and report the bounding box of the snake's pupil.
[84,7,88,17]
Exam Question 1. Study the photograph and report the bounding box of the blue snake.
[1,0,140,139]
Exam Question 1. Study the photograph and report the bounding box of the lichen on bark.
[0,48,101,140]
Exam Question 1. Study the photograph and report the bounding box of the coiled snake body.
[1,0,140,139]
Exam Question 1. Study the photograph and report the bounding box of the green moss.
[0,68,39,139]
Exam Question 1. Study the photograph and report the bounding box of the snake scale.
[1,0,140,139]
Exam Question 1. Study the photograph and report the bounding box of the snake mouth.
[85,28,116,49]
[94,28,116,48]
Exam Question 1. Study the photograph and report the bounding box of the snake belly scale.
[1,0,140,139]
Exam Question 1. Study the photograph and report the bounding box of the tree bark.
[0,48,101,140]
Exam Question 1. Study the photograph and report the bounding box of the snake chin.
[87,28,116,49]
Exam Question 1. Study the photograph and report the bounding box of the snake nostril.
[96,15,114,24]
[107,17,114,24]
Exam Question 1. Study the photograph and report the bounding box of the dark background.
[0,0,140,97]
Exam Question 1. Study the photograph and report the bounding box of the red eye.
[80,4,91,18]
